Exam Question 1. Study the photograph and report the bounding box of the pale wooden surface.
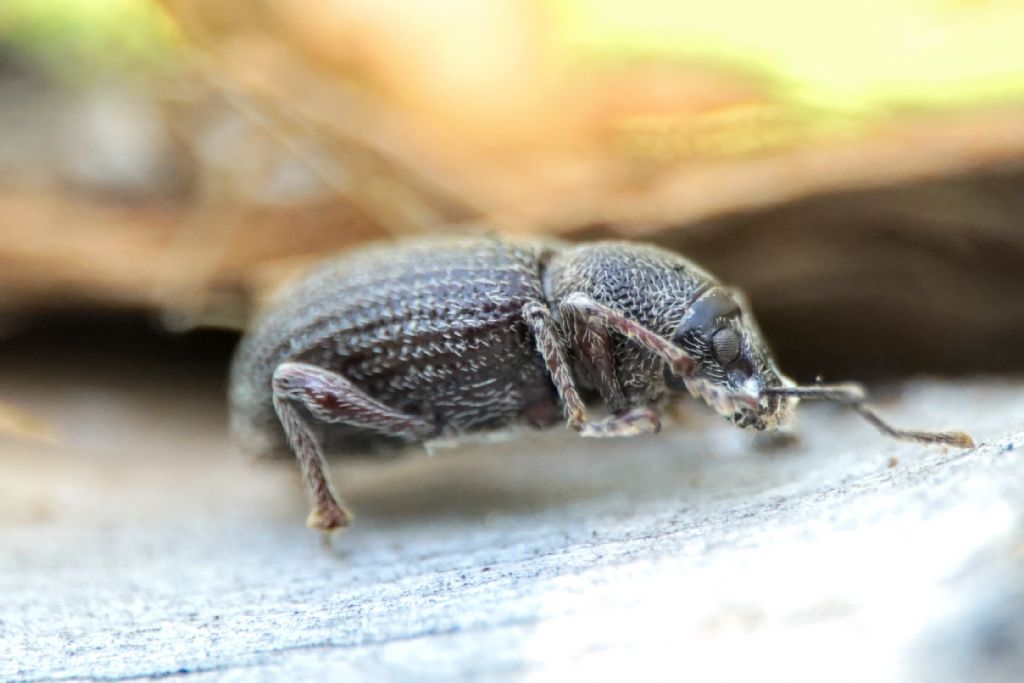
[1,346,1023,682]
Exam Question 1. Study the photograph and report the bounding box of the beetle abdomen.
[229,238,562,458]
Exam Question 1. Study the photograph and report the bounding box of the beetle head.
[664,286,795,430]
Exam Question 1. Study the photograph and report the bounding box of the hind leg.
[272,362,438,531]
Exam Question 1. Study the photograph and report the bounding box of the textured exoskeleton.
[229,237,971,532]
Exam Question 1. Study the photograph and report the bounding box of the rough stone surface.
[1,352,1022,682]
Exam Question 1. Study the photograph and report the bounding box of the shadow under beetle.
[229,238,974,532]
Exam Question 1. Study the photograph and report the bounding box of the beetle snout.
[731,404,763,430]
[746,389,797,432]
[728,382,796,431]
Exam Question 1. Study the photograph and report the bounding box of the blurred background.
[3,2,1024,681]
[2,0,1024,389]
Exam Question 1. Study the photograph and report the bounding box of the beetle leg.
[561,293,696,378]
[558,300,629,415]
[562,294,767,414]
[523,302,660,437]
[578,406,661,437]
[272,361,438,531]
[522,302,587,426]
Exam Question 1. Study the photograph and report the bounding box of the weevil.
[229,237,974,532]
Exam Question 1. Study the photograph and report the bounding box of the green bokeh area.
[554,0,1024,116]
[0,0,179,81]
[3,0,1021,122]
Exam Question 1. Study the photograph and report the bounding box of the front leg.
[561,293,695,378]
[561,293,762,413]
[522,302,660,437]
[272,362,439,531]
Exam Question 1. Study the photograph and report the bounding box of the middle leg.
[522,302,660,437]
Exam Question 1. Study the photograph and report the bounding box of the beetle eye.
[711,328,741,365]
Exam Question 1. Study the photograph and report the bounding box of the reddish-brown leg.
[562,294,766,414]
[558,300,629,415]
[561,293,696,378]
[523,302,660,437]
[272,361,438,531]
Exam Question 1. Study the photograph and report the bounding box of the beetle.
[229,237,974,532]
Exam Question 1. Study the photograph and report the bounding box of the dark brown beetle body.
[229,237,972,532]
[232,239,566,457]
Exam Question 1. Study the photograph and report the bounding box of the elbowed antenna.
[762,384,975,449]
